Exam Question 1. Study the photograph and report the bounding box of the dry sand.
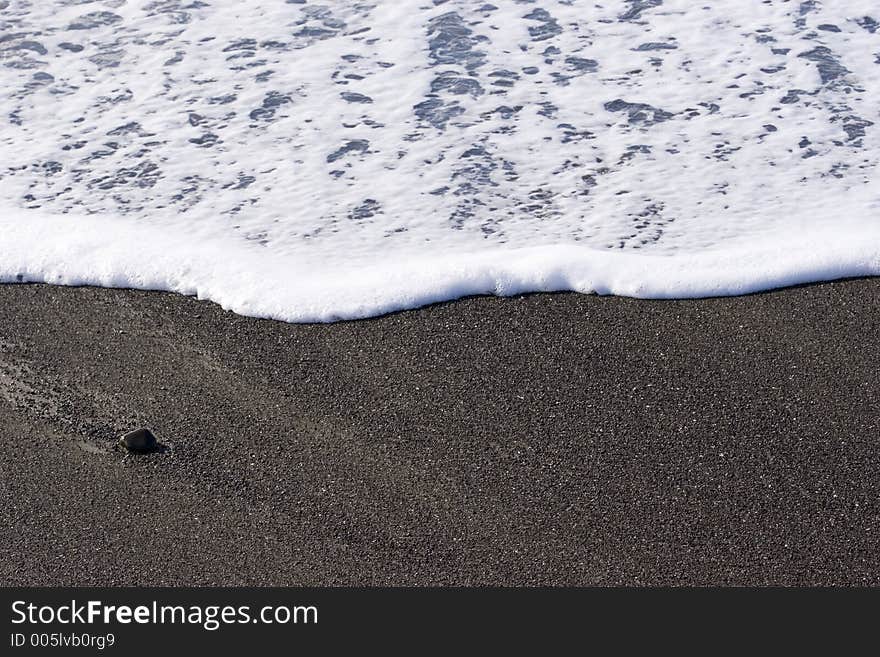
[0,280,877,585]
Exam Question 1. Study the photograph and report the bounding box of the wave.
[1,0,878,321]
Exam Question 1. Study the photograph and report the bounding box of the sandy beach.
[0,280,877,586]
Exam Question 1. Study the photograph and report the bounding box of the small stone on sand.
[120,427,158,453]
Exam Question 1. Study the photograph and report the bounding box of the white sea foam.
[1,0,878,321]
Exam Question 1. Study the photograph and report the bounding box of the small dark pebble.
[120,427,158,453]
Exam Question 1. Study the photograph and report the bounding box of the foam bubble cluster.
[1,0,878,321]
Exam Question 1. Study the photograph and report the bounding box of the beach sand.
[0,280,877,586]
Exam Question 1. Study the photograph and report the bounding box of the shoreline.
[1,279,878,585]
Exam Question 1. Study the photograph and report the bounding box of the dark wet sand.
[0,280,877,586]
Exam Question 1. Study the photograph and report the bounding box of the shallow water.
[1,0,878,321]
